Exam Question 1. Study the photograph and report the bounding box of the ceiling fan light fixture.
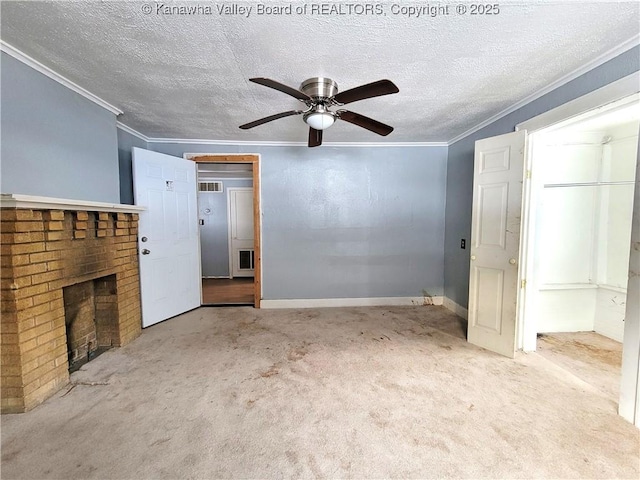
[241,76,399,146]
[304,111,335,130]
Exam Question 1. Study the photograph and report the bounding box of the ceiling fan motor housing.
[300,77,338,101]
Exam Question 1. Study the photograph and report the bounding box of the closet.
[529,104,639,342]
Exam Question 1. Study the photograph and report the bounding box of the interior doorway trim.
[186,154,262,308]
[515,87,639,426]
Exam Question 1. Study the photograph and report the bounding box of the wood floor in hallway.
[202,277,254,305]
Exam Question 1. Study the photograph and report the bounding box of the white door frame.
[515,72,640,425]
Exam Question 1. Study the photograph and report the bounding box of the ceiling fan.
[239,77,399,147]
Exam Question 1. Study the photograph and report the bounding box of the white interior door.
[468,131,526,357]
[228,187,254,277]
[132,147,200,327]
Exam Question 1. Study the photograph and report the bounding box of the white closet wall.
[594,122,638,341]
[534,123,638,341]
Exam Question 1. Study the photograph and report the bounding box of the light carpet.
[1,306,638,479]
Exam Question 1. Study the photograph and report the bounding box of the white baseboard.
[260,296,444,309]
[443,297,469,320]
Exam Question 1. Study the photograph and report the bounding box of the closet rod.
[543,180,637,188]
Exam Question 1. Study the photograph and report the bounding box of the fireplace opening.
[63,275,119,373]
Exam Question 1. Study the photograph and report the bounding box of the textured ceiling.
[1,1,638,143]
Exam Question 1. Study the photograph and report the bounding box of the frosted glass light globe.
[305,112,335,130]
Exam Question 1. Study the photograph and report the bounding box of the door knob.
[509,258,516,265]
[142,249,151,255]
[470,255,476,261]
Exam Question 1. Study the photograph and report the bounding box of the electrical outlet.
[461,239,466,249]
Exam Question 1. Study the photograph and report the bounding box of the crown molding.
[1,41,123,116]
[116,122,150,142]
[139,136,447,147]
[447,34,640,145]
[116,123,446,146]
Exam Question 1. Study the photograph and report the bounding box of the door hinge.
[521,279,527,288]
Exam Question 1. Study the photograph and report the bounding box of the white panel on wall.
[601,134,638,289]
[604,184,635,288]
[594,127,638,342]
[537,288,597,333]
[540,143,602,185]
[538,186,596,285]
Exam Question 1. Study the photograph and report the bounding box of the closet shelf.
[543,180,637,188]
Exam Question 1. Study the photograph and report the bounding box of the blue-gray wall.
[199,178,253,277]
[146,143,448,300]
[1,52,120,203]
[443,46,640,308]
[117,128,148,204]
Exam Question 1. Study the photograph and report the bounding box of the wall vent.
[239,250,255,270]
[198,181,223,193]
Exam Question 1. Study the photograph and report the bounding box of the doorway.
[523,98,639,401]
[190,155,261,307]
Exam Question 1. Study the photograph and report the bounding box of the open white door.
[468,131,526,357]
[132,147,200,327]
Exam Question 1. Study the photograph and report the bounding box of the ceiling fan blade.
[333,79,399,105]
[249,78,311,101]
[337,110,394,136]
[239,110,303,129]
[308,127,322,147]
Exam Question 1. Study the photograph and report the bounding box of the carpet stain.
[409,328,433,337]
[369,409,390,428]
[1,451,19,462]
[568,340,620,367]
[285,450,299,465]
[425,438,451,453]
[539,334,621,368]
[260,365,279,378]
[307,454,323,479]
[150,438,170,447]
[288,348,307,361]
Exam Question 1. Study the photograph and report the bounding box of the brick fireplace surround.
[1,195,144,413]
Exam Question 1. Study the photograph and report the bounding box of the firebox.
[63,275,118,372]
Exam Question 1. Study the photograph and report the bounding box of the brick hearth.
[1,203,142,413]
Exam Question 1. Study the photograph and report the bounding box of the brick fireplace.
[1,196,143,413]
